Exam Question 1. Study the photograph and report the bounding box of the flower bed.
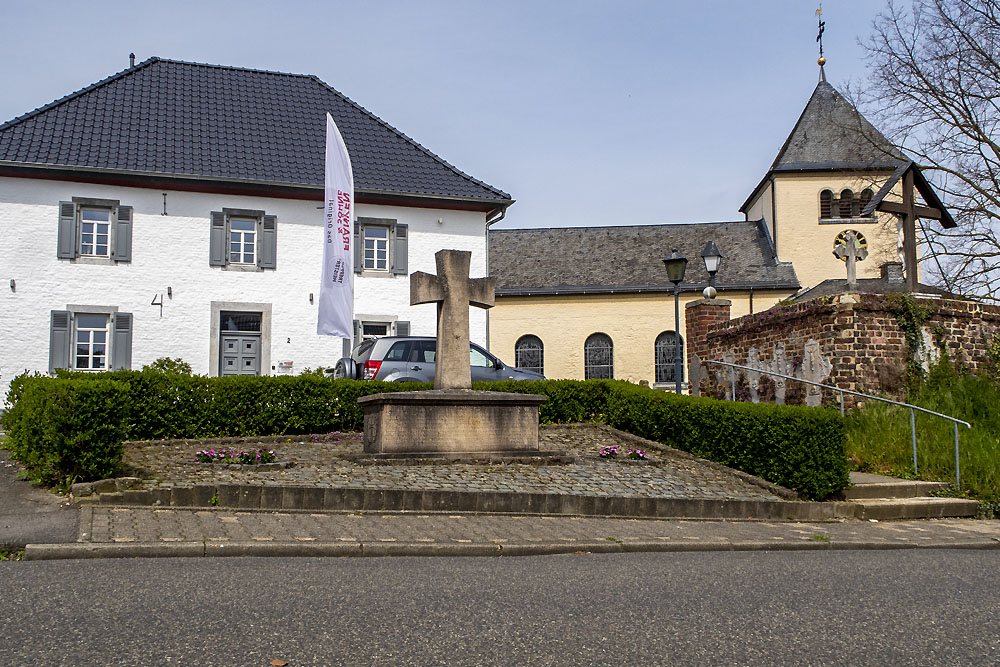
[195,448,277,464]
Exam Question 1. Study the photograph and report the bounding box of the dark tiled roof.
[489,221,800,295]
[741,77,906,214]
[789,278,955,302]
[768,79,906,173]
[0,58,510,204]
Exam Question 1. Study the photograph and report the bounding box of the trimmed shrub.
[3,376,129,484]
[3,374,848,498]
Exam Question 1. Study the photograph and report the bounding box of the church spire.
[816,5,827,82]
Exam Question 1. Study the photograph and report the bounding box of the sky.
[0,0,890,230]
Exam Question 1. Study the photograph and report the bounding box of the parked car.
[329,336,545,383]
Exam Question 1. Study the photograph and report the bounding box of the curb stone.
[23,537,1000,561]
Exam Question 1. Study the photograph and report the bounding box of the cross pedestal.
[357,249,552,459]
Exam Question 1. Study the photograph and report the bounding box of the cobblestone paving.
[123,424,782,502]
[82,508,1000,548]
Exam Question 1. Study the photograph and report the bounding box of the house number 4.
[151,293,163,317]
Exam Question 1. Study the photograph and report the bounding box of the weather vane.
[816,5,826,66]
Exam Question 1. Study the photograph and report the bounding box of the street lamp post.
[701,241,723,299]
[662,248,688,395]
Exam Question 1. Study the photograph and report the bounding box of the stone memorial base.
[358,390,548,456]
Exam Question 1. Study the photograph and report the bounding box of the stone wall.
[686,294,1000,405]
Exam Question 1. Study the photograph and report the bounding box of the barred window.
[514,335,544,375]
[840,189,855,218]
[655,331,684,384]
[584,333,613,380]
[820,190,833,218]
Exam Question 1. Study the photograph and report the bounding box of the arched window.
[514,335,544,375]
[840,189,855,218]
[655,331,684,384]
[820,189,833,218]
[859,188,873,216]
[584,333,613,380]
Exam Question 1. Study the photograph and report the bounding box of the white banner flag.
[317,112,354,338]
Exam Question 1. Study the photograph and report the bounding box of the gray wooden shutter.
[111,312,133,370]
[57,201,77,259]
[342,337,352,358]
[353,319,362,343]
[353,222,363,274]
[392,224,408,275]
[259,215,277,269]
[395,320,410,336]
[209,212,227,266]
[48,310,71,373]
[114,206,133,262]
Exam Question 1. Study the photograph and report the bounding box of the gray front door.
[221,335,260,375]
[219,310,262,376]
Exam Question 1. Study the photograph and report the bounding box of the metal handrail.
[703,359,971,489]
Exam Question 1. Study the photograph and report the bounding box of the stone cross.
[799,339,833,407]
[833,230,868,288]
[411,249,495,390]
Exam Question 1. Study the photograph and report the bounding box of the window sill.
[222,264,265,272]
[357,270,398,279]
[71,256,119,266]
[818,217,878,225]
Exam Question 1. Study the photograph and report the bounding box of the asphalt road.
[2,550,999,665]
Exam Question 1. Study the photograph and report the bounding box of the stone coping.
[358,389,547,406]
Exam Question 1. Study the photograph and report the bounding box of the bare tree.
[854,0,1000,300]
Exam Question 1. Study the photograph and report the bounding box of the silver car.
[331,336,545,383]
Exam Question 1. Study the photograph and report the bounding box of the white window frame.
[79,206,113,258]
[363,225,390,271]
[228,216,258,266]
[73,313,110,371]
[361,321,390,341]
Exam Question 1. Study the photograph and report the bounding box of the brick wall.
[686,293,1000,403]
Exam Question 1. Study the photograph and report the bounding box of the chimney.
[129,53,135,68]
[880,262,904,284]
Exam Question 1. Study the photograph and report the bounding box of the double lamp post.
[662,242,723,395]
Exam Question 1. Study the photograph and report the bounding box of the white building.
[0,58,512,395]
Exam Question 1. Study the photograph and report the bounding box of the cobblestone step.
[844,481,950,500]
[851,497,979,521]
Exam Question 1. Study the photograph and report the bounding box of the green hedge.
[2,373,848,499]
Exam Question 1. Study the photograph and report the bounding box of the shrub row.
[2,372,848,499]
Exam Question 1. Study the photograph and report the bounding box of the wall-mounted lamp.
[9,279,14,292]
[309,292,314,304]
[167,286,173,298]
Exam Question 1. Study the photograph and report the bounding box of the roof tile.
[0,57,510,203]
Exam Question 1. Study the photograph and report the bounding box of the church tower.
[739,64,909,291]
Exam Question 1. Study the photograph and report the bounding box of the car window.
[409,340,436,363]
[384,341,411,362]
[355,339,376,360]
[470,345,493,368]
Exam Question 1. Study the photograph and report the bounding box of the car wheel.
[332,358,357,380]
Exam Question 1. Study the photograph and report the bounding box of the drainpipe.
[484,203,510,351]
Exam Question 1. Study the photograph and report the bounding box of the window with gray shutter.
[395,320,410,336]
[112,312,133,370]
[259,215,277,269]
[392,224,408,275]
[57,202,77,259]
[49,310,72,372]
[209,211,227,266]
[114,206,133,262]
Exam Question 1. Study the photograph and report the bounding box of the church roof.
[489,221,800,296]
[741,76,906,213]
[0,57,511,208]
